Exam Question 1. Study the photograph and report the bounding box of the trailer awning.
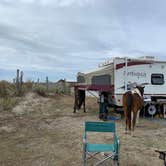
[75,84,114,92]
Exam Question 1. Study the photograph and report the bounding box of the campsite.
[0,89,166,166]
[0,58,166,166]
[1,1,166,166]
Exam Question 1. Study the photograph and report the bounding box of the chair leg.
[115,154,120,166]
[116,161,120,166]
[94,155,113,166]
[116,160,120,166]
[83,142,87,166]
[83,152,87,166]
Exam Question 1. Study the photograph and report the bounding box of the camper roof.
[78,56,166,76]
[138,56,155,60]
[82,63,113,75]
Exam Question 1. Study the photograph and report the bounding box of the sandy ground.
[0,92,165,166]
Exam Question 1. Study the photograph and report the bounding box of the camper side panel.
[114,59,166,106]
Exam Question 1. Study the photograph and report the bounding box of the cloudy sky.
[0,0,166,82]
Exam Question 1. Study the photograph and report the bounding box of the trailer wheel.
[147,104,157,116]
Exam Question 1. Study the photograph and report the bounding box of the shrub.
[23,81,33,91]
[0,97,18,111]
[17,81,34,96]
[0,81,15,97]
[33,85,47,97]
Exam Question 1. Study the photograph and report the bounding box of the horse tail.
[126,105,132,119]
[126,91,133,109]
[126,92,133,130]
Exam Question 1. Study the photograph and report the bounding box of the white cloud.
[0,0,166,81]
[20,0,35,4]
[1,0,94,7]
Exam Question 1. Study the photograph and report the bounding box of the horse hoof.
[124,130,128,134]
[131,132,136,137]
[128,131,132,135]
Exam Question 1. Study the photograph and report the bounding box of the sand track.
[0,92,165,166]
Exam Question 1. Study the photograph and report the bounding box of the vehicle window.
[151,74,164,85]
[92,74,111,85]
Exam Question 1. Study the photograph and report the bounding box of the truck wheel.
[147,104,157,116]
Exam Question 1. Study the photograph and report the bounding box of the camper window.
[92,74,111,85]
[151,74,164,85]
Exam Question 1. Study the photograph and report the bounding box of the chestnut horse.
[123,86,144,133]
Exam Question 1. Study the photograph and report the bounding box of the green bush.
[33,85,47,97]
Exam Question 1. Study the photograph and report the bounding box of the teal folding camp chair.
[83,121,120,166]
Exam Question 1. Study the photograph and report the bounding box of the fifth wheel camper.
[76,56,166,117]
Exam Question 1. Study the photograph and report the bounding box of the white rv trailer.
[77,56,166,116]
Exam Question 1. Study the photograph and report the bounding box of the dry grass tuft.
[0,81,15,97]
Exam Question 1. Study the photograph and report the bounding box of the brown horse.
[123,86,144,133]
[73,87,86,113]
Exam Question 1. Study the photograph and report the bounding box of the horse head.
[136,85,145,97]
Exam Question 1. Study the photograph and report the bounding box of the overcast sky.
[0,0,166,82]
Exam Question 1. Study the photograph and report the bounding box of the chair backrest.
[85,121,115,133]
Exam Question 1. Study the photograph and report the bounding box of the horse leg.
[123,107,128,133]
[125,108,131,134]
[132,111,138,132]
[73,105,76,113]
[125,117,127,131]
[127,118,131,134]
[74,88,78,113]
[83,100,86,113]
[124,106,132,134]
[128,111,131,133]
[136,110,140,126]
[73,101,78,113]
[131,111,133,123]
[73,104,80,113]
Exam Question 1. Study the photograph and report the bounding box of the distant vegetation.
[0,69,74,111]
[0,81,15,97]
[0,78,74,111]
[33,85,48,97]
[0,80,33,111]
[33,79,73,97]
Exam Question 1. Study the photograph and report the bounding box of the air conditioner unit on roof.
[138,56,155,60]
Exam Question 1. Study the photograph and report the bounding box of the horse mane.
[131,88,142,98]
[135,86,144,97]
